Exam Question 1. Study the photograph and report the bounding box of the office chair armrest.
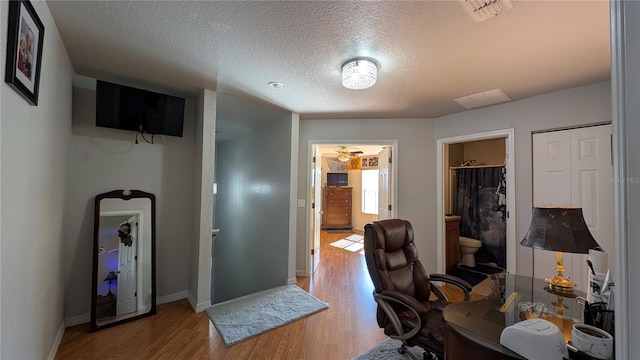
[374,290,428,341]
[428,273,472,301]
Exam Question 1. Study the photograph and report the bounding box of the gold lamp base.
[545,275,576,293]
[545,251,576,293]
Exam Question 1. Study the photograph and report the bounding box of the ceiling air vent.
[464,0,514,22]
[454,89,511,109]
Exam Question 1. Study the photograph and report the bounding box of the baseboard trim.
[296,270,307,277]
[194,301,211,313]
[186,292,210,313]
[64,291,188,328]
[47,320,66,360]
[157,290,188,305]
[287,277,298,285]
[65,313,90,327]
[187,292,197,311]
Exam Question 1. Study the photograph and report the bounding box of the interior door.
[532,124,613,291]
[378,147,392,219]
[311,146,322,273]
[117,215,138,315]
[569,125,614,284]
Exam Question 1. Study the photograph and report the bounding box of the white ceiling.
[47,0,610,141]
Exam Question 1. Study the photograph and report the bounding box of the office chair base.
[396,344,440,360]
[423,353,439,360]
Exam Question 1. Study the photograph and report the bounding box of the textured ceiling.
[47,0,610,140]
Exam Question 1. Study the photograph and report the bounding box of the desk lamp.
[104,271,117,295]
[520,207,601,293]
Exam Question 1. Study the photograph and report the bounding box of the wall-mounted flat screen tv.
[327,173,348,186]
[95,80,185,137]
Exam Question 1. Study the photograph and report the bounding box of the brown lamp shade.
[520,207,602,254]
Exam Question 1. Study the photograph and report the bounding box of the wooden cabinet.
[445,216,461,272]
[96,293,116,319]
[322,187,352,230]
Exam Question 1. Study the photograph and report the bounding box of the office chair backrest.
[364,219,432,303]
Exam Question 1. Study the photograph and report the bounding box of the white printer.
[499,318,569,360]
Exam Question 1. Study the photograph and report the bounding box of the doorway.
[436,129,516,274]
[304,140,398,276]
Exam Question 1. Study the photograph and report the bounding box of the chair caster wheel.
[422,352,438,360]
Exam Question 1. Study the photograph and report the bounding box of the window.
[362,169,379,214]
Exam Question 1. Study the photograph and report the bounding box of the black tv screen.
[327,173,348,186]
[96,80,185,137]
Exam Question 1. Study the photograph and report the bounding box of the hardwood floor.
[55,230,488,360]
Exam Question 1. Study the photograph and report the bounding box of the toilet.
[459,237,482,267]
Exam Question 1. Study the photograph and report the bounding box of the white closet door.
[117,215,138,315]
[532,124,613,293]
[533,131,572,207]
[569,126,614,289]
[532,130,572,283]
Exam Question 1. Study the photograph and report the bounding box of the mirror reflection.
[91,190,156,331]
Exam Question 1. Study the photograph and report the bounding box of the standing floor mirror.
[91,190,156,331]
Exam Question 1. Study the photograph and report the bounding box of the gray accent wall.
[213,114,293,303]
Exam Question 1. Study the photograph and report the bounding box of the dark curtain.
[453,166,507,268]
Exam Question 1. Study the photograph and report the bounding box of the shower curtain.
[453,166,507,268]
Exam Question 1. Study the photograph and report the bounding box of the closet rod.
[450,164,505,170]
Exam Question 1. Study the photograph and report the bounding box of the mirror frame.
[90,189,156,331]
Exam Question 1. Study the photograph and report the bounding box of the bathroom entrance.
[436,129,516,277]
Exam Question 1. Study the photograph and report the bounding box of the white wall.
[64,87,196,321]
[298,119,436,273]
[0,1,74,358]
[435,81,611,276]
[188,89,215,312]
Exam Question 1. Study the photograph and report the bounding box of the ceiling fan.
[336,146,363,162]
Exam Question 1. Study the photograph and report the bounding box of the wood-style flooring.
[55,230,488,360]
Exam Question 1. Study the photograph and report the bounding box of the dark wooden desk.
[444,274,585,360]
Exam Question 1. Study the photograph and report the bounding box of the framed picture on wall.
[362,156,378,168]
[4,0,45,106]
[348,157,362,170]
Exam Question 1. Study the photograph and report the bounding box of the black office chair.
[364,219,473,360]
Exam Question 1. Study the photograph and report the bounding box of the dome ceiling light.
[341,59,377,90]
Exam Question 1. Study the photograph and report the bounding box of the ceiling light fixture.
[337,147,351,162]
[341,59,377,90]
[268,82,283,89]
